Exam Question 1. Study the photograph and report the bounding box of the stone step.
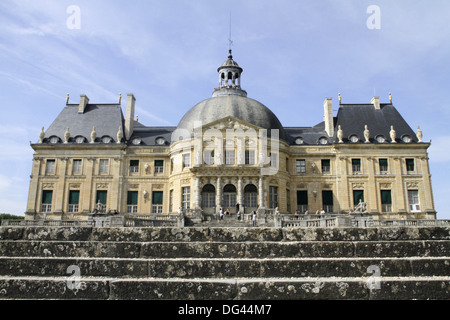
[1,240,449,258]
[2,226,450,242]
[1,257,449,279]
[0,276,449,300]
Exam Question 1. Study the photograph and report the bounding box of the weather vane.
[228,12,233,51]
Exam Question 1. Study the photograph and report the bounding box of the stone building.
[25,50,436,221]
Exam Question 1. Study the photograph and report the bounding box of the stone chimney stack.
[371,96,380,110]
[323,98,334,137]
[125,93,136,140]
[78,94,89,114]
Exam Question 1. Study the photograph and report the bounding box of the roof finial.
[228,12,233,52]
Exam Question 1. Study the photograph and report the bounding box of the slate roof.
[333,103,417,144]
[39,100,418,147]
[43,103,124,144]
[284,103,418,145]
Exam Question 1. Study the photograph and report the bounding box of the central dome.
[176,95,287,141]
[176,50,287,141]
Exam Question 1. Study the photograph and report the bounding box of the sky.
[0,0,449,219]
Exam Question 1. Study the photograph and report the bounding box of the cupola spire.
[213,49,247,97]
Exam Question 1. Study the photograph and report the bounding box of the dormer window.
[155,137,165,145]
[318,137,328,145]
[376,135,386,143]
[49,136,60,144]
[102,136,113,144]
[132,137,142,145]
[349,135,359,143]
[402,135,412,143]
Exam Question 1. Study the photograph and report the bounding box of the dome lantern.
[213,50,247,97]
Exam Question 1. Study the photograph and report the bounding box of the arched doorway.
[223,184,237,213]
[244,184,258,213]
[202,184,216,214]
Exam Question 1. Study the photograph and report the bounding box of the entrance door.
[223,184,237,213]
[244,184,258,213]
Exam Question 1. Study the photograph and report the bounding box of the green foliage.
[0,214,24,222]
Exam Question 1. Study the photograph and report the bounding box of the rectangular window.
[152,191,163,213]
[322,190,333,213]
[406,158,415,172]
[204,150,214,165]
[352,159,361,173]
[225,150,235,165]
[68,190,80,213]
[245,150,255,165]
[72,159,82,174]
[154,160,164,174]
[297,190,308,212]
[99,159,109,174]
[379,158,388,173]
[408,190,420,212]
[130,160,139,174]
[46,159,56,174]
[182,187,191,210]
[127,191,138,213]
[182,154,190,169]
[41,190,53,213]
[321,159,331,173]
[296,159,306,173]
[270,153,278,168]
[269,186,278,209]
[381,190,392,212]
[96,190,107,211]
[353,190,364,206]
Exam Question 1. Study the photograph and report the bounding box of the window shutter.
[127,191,138,205]
[69,191,80,205]
[297,191,308,205]
[154,160,164,167]
[152,191,163,205]
[322,191,333,205]
[42,190,53,204]
[381,190,392,205]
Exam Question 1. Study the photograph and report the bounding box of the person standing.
[252,211,257,227]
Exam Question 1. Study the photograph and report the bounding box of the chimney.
[78,94,89,114]
[371,96,380,110]
[125,93,136,140]
[323,98,334,137]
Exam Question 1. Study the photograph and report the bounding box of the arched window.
[244,184,258,209]
[223,184,236,210]
[202,184,215,208]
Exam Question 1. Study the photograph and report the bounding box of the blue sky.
[0,0,449,219]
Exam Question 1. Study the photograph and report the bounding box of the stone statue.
[364,125,370,143]
[64,127,70,144]
[90,126,96,143]
[38,127,45,144]
[337,125,344,143]
[390,125,396,143]
[353,200,367,213]
[117,126,123,144]
[416,126,423,143]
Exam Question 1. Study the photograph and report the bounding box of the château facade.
[25,50,436,221]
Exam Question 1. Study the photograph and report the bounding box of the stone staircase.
[0,226,449,300]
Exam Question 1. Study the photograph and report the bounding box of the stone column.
[195,177,201,209]
[237,176,243,212]
[216,177,222,212]
[53,158,68,218]
[393,157,407,214]
[258,176,264,208]
[366,157,378,213]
